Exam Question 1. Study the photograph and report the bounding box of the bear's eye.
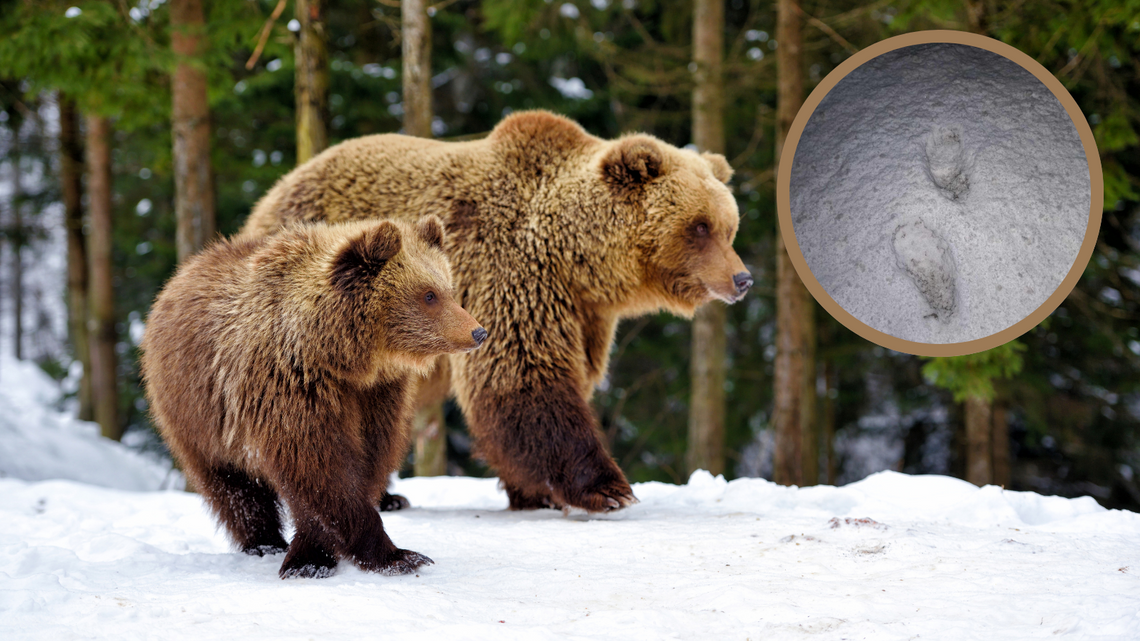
[424,291,437,305]
[694,222,709,237]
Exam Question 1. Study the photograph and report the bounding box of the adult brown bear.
[240,111,752,513]
[142,218,486,578]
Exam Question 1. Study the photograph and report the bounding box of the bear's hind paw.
[378,492,411,512]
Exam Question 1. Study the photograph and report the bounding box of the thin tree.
[59,95,93,420]
[686,0,727,477]
[170,0,216,262]
[772,0,816,486]
[402,0,446,476]
[85,114,119,441]
[295,0,328,163]
[9,113,22,360]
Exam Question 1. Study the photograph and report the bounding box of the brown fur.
[141,218,484,579]
[239,111,750,512]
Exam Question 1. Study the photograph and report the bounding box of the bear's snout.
[733,272,754,296]
[472,327,488,347]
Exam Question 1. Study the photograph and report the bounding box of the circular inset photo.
[778,31,1102,357]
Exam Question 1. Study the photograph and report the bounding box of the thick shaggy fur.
[142,218,483,578]
[240,111,750,512]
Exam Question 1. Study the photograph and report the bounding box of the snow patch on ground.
[790,43,1089,343]
[0,353,178,491]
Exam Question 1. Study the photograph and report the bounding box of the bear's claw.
[374,549,434,576]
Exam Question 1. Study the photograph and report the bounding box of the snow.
[1,471,1137,638]
[3,355,1139,639]
[790,43,1090,344]
[0,354,177,491]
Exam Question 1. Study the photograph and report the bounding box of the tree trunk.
[991,401,1010,487]
[171,0,216,263]
[85,115,119,441]
[401,0,446,475]
[402,0,432,138]
[413,401,446,476]
[686,0,727,477]
[295,0,328,164]
[10,144,22,360]
[964,395,992,486]
[772,0,815,487]
[59,96,93,421]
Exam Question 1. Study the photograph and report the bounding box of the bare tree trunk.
[772,0,815,486]
[59,96,93,421]
[402,0,432,138]
[686,0,727,477]
[85,115,119,441]
[295,0,328,164]
[171,0,216,263]
[10,145,22,360]
[964,395,992,486]
[402,0,446,475]
[991,401,1010,487]
[413,401,446,476]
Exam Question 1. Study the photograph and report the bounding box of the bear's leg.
[468,378,636,513]
[268,424,432,578]
[197,464,288,555]
[279,516,338,579]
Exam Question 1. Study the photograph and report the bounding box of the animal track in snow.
[924,126,970,201]
[892,220,958,320]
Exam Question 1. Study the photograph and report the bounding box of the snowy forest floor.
[2,356,1139,640]
[4,472,1140,639]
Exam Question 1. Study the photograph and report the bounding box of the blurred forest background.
[1,0,1138,510]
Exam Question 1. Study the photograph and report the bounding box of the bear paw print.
[892,220,958,320]
[924,126,970,201]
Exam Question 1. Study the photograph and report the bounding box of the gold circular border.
[776,30,1103,357]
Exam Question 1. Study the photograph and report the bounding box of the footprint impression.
[892,220,958,321]
[924,126,970,201]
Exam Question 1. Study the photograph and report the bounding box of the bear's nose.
[733,271,754,295]
[472,327,488,346]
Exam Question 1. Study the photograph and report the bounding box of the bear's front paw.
[243,543,287,557]
[564,460,638,513]
[378,492,411,512]
[363,549,434,576]
[505,484,563,511]
[279,545,338,579]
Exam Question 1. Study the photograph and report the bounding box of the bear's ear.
[601,137,665,190]
[702,152,733,184]
[330,221,402,292]
[416,215,446,251]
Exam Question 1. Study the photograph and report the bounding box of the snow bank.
[0,354,176,491]
[2,470,1137,639]
[790,43,1089,343]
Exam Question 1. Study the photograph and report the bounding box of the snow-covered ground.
[2,472,1139,640]
[0,354,177,491]
[3,355,1139,640]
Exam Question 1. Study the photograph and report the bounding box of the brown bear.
[141,217,486,579]
[240,111,752,513]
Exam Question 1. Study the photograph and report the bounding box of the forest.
[0,0,1137,510]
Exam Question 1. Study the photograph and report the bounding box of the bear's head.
[322,217,487,379]
[600,135,752,318]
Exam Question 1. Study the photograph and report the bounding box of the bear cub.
[141,217,485,579]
